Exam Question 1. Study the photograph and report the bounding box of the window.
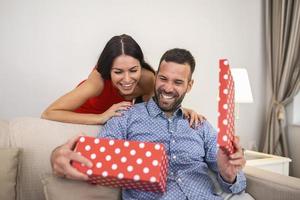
[292,92,300,124]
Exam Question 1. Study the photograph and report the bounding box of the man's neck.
[164,111,174,118]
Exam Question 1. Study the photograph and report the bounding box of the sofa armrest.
[9,117,101,200]
[244,166,300,200]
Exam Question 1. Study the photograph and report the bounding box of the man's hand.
[51,135,93,181]
[217,136,246,183]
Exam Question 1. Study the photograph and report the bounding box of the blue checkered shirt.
[98,98,246,200]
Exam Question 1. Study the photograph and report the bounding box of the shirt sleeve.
[97,110,129,140]
[201,121,246,194]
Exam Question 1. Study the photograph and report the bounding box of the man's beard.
[154,87,186,113]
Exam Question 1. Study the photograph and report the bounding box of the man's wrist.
[220,173,236,184]
[50,145,63,168]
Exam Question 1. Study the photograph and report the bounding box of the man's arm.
[215,137,246,193]
[217,137,246,182]
[202,122,246,193]
[51,110,129,180]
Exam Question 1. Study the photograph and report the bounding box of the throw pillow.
[42,174,121,200]
[0,148,21,200]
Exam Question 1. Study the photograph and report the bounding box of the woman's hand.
[182,108,206,128]
[99,101,132,124]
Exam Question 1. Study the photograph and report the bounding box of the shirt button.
[170,130,174,133]
[177,178,182,182]
[172,139,176,143]
[172,155,177,160]
[168,119,172,123]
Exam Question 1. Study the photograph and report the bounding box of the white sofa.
[1,117,300,200]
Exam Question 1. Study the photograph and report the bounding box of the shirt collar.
[146,97,184,119]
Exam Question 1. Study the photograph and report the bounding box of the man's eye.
[130,70,138,73]
[175,81,183,85]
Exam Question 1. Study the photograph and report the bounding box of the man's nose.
[162,82,174,93]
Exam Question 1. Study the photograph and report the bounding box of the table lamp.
[231,68,253,119]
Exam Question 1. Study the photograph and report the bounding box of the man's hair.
[158,48,195,77]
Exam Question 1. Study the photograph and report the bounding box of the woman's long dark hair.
[96,34,155,80]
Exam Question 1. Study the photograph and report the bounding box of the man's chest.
[125,117,206,162]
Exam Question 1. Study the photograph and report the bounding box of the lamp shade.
[231,68,253,103]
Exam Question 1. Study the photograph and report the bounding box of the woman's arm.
[41,70,106,124]
[42,70,133,125]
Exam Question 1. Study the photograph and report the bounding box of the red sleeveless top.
[74,80,126,114]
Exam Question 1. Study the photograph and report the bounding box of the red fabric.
[74,80,126,114]
[72,136,168,193]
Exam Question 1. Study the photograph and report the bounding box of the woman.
[42,34,204,125]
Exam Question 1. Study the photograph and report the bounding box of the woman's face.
[110,55,142,96]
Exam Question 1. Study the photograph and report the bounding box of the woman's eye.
[113,71,122,74]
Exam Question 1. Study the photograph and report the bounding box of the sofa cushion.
[9,117,101,200]
[0,148,21,200]
[42,174,121,200]
[244,166,300,200]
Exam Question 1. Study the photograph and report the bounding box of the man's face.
[154,60,193,115]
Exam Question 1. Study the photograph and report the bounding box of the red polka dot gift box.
[218,59,236,155]
[72,136,168,193]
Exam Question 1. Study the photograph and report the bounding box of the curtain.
[261,0,300,156]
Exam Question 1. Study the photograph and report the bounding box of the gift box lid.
[218,59,236,155]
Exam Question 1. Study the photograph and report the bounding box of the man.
[51,48,246,199]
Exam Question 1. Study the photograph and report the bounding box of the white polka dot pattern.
[85,145,91,151]
[111,164,118,170]
[79,137,85,143]
[87,169,93,175]
[90,153,96,159]
[94,138,99,144]
[72,136,168,192]
[217,59,235,155]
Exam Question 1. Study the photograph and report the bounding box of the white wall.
[0,0,265,148]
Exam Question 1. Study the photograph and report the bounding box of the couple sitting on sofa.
[42,35,247,199]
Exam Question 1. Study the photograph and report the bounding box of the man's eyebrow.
[157,74,167,78]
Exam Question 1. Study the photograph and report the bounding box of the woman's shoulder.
[138,68,155,96]
[84,69,105,96]
[140,68,154,84]
[141,67,156,76]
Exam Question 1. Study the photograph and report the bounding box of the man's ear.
[187,79,194,93]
